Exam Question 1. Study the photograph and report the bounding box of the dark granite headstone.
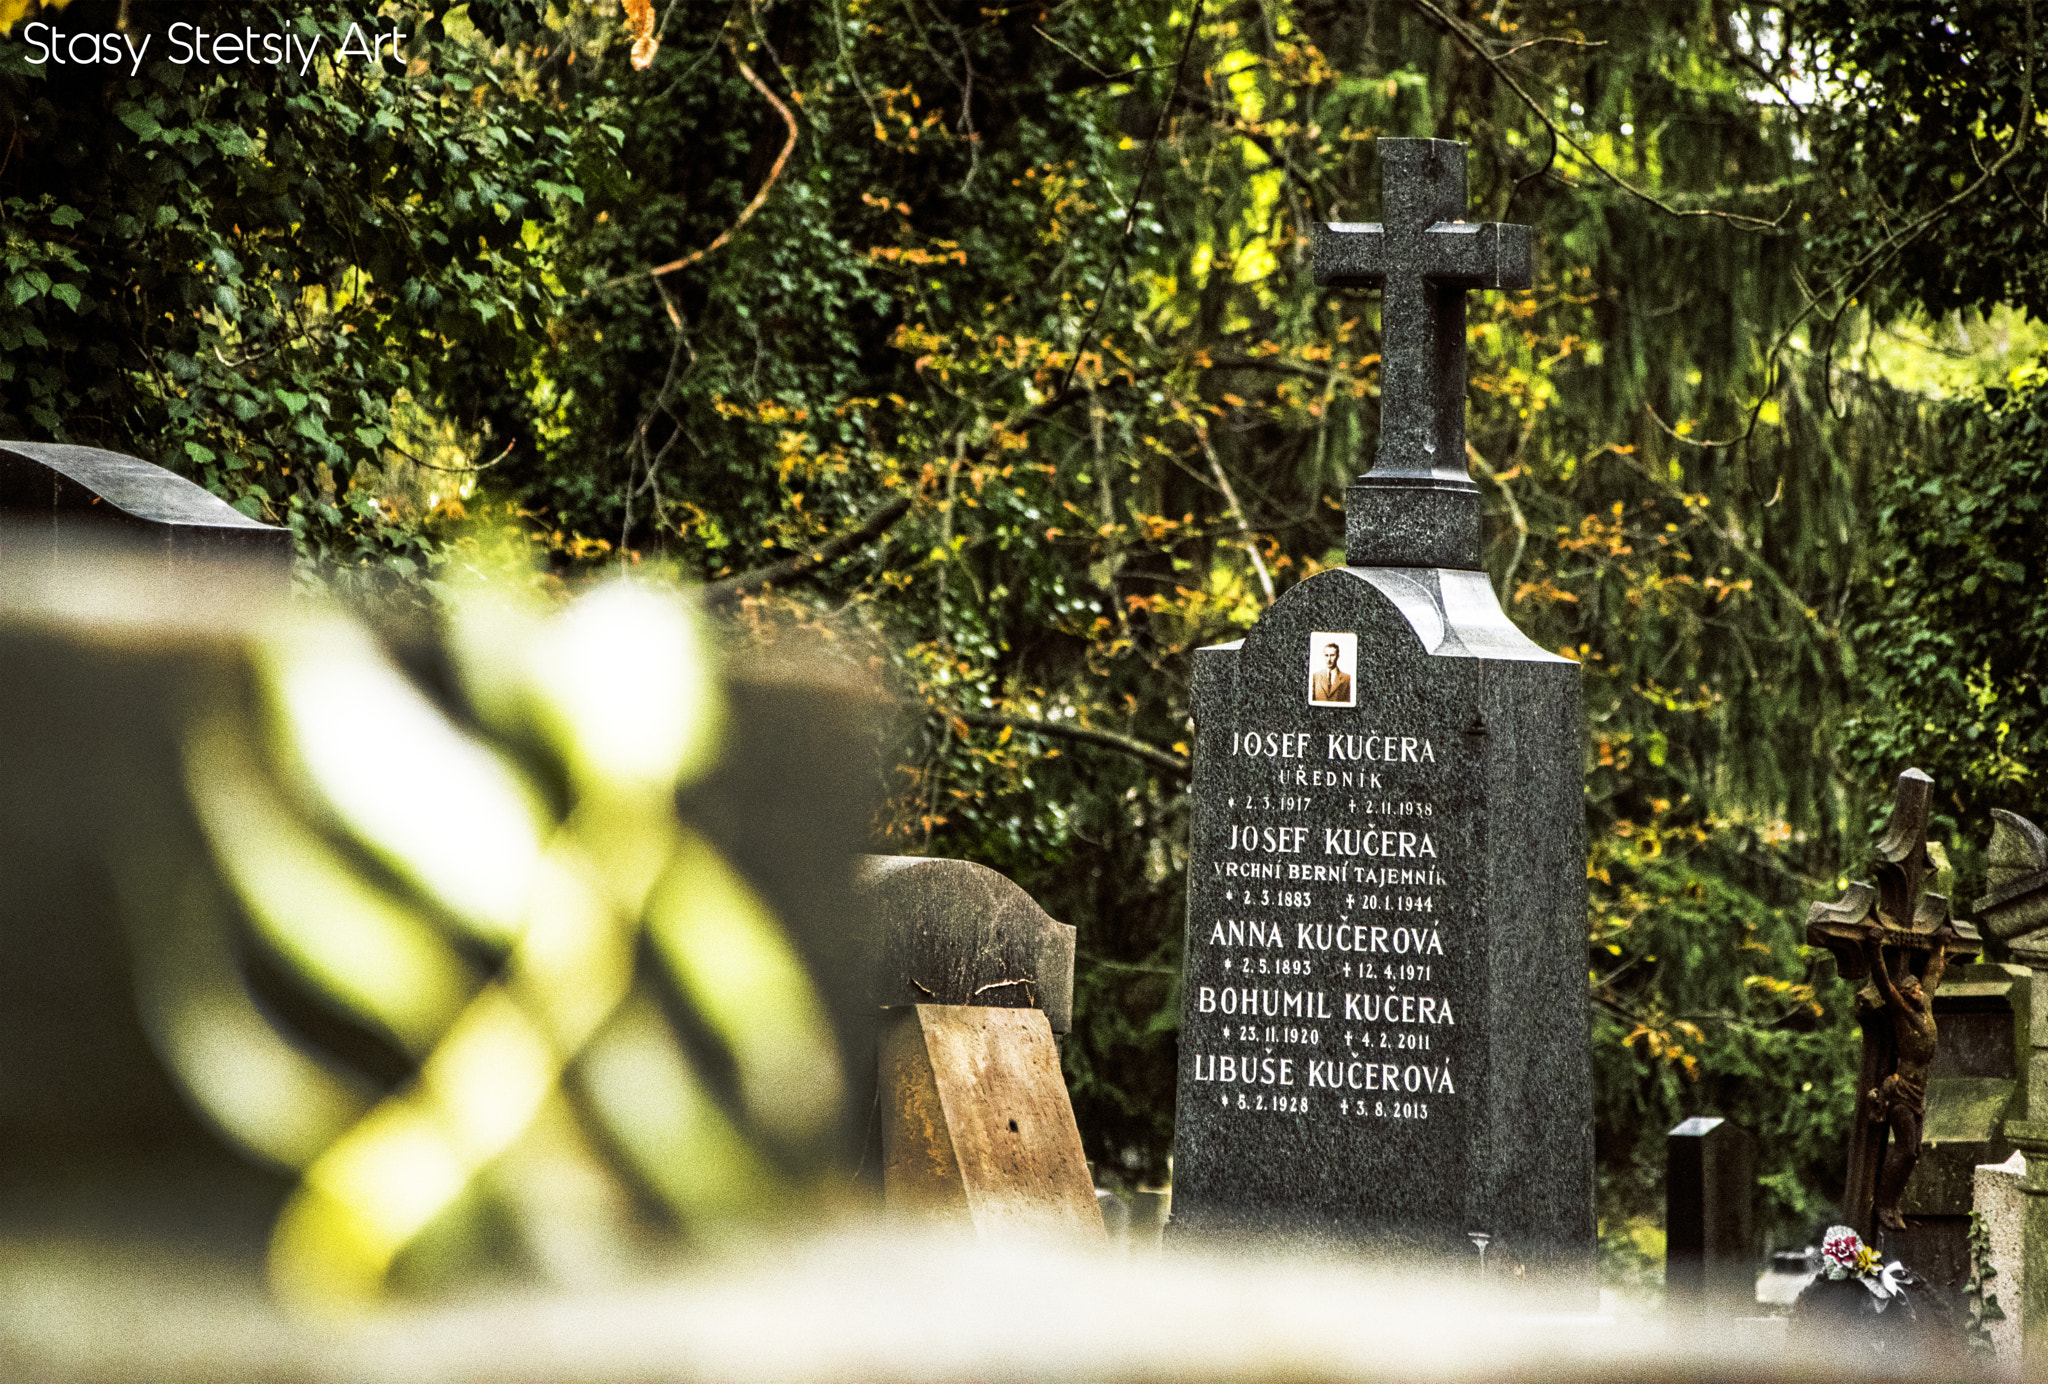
[1167,139,1593,1294]
[1665,1116,1756,1314]
[0,441,291,565]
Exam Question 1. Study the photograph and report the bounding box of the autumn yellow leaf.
[0,0,70,33]
[623,0,659,69]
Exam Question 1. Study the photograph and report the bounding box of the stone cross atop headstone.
[1315,139,1533,571]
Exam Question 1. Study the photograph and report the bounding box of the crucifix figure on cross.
[1314,139,1532,571]
[1804,767,1981,1240]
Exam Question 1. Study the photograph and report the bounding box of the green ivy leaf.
[118,108,164,140]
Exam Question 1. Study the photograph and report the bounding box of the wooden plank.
[877,1005,975,1234]
[878,1005,1103,1247]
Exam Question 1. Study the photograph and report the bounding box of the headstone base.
[1975,1150,2028,1371]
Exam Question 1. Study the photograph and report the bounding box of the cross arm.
[1312,222,1385,287]
[1415,222,1533,290]
[1313,221,1533,290]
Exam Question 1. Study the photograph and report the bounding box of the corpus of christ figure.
[1859,922,1949,1230]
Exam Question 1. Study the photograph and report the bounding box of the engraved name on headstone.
[1168,139,1593,1291]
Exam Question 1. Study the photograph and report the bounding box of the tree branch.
[1409,0,1790,232]
[945,708,1191,777]
[999,370,1155,433]
[1196,416,1275,605]
[1649,0,2036,449]
[702,496,913,607]
[587,40,800,296]
[1175,90,1325,207]
[1031,25,1174,87]
[1497,35,1607,60]
[1203,354,1339,382]
[1050,1,1205,403]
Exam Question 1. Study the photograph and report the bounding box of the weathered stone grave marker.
[850,856,1102,1246]
[1168,139,1593,1291]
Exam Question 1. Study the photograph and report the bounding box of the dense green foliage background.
[7,0,2046,1272]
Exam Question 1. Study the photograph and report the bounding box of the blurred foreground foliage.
[154,575,849,1306]
[12,0,2048,1270]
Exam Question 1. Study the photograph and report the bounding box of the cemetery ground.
[7,0,2048,1377]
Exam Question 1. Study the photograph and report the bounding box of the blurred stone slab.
[0,563,890,1268]
[679,665,900,1172]
[0,441,290,565]
[0,1228,1986,1383]
[853,856,1076,1034]
[879,1004,1102,1247]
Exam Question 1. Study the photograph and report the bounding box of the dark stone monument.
[1167,139,1593,1293]
[1665,1116,1756,1313]
[0,441,291,565]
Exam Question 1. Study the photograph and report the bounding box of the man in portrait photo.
[1310,640,1352,704]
